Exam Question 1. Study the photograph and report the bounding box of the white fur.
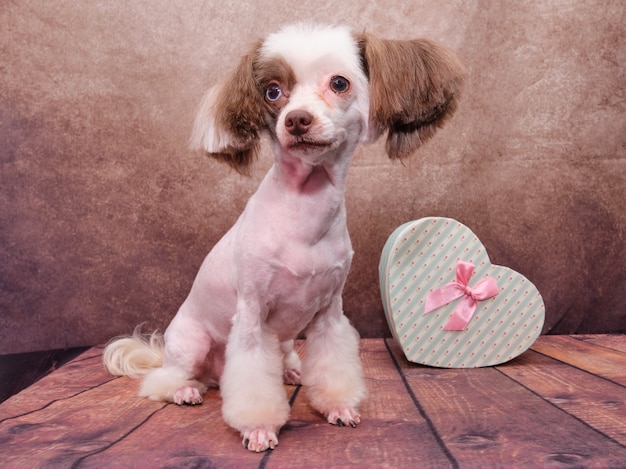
[189,86,234,154]
[262,24,371,137]
[103,23,463,453]
[103,327,163,378]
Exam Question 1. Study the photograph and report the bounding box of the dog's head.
[190,24,466,173]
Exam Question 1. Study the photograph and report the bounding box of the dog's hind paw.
[283,367,301,385]
[242,428,278,452]
[327,408,361,428]
[173,386,203,405]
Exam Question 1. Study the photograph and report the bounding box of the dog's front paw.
[327,408,361,428]
[283,367,301,385]
[242,428,279,452]
[173,386,203,405]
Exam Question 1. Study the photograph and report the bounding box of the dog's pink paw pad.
[242,428,278,452]
[327,408,361,428]
[173,386,203,405]
[283,367,301,385]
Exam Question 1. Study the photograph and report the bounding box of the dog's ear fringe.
[205,144,260,176]
[190,40,266,175]
[357,34,467,159]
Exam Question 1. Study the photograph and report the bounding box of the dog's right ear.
[189,40,266,175]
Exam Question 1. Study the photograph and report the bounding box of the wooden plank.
[265,338,456,468]
[78,387,270,469]
[3,337,626,468]
[531,335,626,386]
[0,372,168,467]
[387,339,626,467]
[0,344,275,468]
[80,340,305,468]
[497,350,626,446]
[574,334,626,354]
[0,346,89,403]
[14,339,453,468]
[0,346,112,421]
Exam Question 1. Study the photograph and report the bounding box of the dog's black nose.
[285,110,313,136]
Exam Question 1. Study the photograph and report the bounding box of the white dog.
[103,23,465,452]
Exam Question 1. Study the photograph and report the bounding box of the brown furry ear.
[358,34,467,159]
[189,40,266,175]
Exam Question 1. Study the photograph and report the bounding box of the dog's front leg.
[220,301,290,452]
[302,298,367,427]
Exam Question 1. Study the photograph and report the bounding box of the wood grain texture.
[497,350,626,446]
[1,337,626,468]
[531,335,626,386]
[386,338,626,468]
[0,347,88,403]
[266,339,455,468]
[574,334,626,354]
[0,346,111,421]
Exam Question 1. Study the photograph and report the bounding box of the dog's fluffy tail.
[103,326,164,378]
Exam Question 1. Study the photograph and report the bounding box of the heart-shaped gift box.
[379,217,545,368]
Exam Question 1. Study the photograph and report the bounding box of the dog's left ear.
[357,33,467,159]
[190,41,266,174]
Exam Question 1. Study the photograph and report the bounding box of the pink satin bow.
[424,261,499,331]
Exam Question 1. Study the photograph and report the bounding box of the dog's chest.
[263,243,353,337]
[237,165,353,335]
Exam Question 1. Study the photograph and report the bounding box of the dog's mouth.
[288,139,333,153]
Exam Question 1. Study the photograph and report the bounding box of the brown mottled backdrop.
[1,1,624,353]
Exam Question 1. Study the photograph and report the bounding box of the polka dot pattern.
[379,217,545,368]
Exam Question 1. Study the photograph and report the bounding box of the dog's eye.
[265,83,282,102]
[329,76,350,94]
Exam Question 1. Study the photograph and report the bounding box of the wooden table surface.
[1,335,625,468]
